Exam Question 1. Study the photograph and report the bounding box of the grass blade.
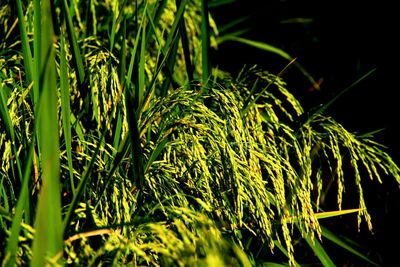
[200,0,211,84]
[208,0,239,8]
[216,16,250,35]
[219,35,317,87]
[221,36,292,60]
[137,18,146,111]
[60,28,75,193]
[126,26,141,92]
[176,0,194,83]
[109,4,120,52]
[15,0,33,83]
[62,0,85,85]
[119,18,127,85]
[321,226,379,266]
[242,58,297,113]
[315,208,363,220]
[0,84,16,160]
[159,32,180,96]
[125,89,145,202]
[63,131,106,232]
[30,0,64,265]
[3,145,34,267]
[273,240,301,267]
[33,0,41,108]
[144,137,169,173]
[304,234,335,267]
[156,0,188,95]
[0,80,25,222]
[164,0,187,52]
[306,68,377,122]
[144,32,179,104]
[144,0,168,51]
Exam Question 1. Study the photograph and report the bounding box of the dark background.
[210,1,399,266]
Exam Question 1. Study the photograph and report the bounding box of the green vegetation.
[0,0,398,266]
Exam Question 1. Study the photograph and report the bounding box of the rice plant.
[0,0,398,266]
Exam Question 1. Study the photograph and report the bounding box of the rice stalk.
[1,1,399,266]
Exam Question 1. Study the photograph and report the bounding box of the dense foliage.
[1,0,399,266]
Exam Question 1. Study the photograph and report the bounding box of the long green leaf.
[144,32,179,104]
[137,18,146,111]
[125,89,145,201]
[60,29,75,193]
[4,3,30,226]
[200,0,211,84]
[144,137,169,173]
[119,18,127,86]
[164,0,187,50]
[0,84,15,156]
[126,25,142,91]
[208,0,239,8]
[31,0,64,265]
[157,0,188,95]
[219,35,317,87]
[159,31,180,96]
[0,80,24,210]
[62,0,85,85]
[33,0,41,109]
[15,0,33,83]
[216,16,249,35]
[321,226,379,266]
[306,68,377,123]
[242,59,296,113]
[273,240,301,267]
[304,234,335,267]
[221,36,292,60]
[315,208,363,220]
[176,0,194,83]
[144,0,168,51]
[3,145,34,267]
[63,131,106,232]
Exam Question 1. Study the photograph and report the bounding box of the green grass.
[30,1,64,265]
[0,0,399,266]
